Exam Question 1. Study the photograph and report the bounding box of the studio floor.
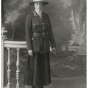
[10,76,86,88]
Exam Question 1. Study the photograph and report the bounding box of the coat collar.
[32,11,45,17]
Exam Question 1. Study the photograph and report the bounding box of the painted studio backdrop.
[2,0,86,88]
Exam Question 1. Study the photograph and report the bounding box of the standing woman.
[24,0,56,88]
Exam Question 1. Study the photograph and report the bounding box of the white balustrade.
[3,41,27,88]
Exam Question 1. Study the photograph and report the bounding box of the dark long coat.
[24,11,56,86]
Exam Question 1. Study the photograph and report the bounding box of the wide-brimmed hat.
[29,0,49,6]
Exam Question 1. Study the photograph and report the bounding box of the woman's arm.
[47,15,56,48]
[25,14,33,56]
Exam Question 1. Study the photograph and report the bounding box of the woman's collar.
[33,10,45,17]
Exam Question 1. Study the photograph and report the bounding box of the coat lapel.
[32,11,40,25]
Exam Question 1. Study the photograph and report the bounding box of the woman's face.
[34,2,43,10]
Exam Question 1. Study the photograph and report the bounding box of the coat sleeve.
[25,14,33,50]
[47,15,56,48]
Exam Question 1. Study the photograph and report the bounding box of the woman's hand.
[28,50,33,56]
[50,47,56,54]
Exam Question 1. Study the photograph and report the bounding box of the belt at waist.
[33,32,48,38]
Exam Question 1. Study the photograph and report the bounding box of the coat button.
[43,27,44,29]
[43,23,44,24]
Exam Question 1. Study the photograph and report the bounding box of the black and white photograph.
[1,0,86,88]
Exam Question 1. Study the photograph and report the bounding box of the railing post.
[4,48,8,87]
[7,48,11,88]
[1,27,8,88]
[16,48,20,88]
